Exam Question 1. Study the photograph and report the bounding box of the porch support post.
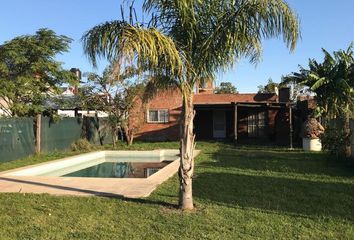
[289,102,294,150]
[234,103,238,146]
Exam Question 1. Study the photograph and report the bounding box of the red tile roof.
[193,93,277,104]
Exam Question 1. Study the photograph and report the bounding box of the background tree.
[257,78,280,93]
[82,0,300,210]
[0,28,76,154]
[80,64,146,147]
[215,82,238,94]
[283,44,354,157]
[280,74,308,101]
[0,28,75,117]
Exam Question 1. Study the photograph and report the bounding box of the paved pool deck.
[0,150,200,198]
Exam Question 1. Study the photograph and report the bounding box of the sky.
[1,0,354,93]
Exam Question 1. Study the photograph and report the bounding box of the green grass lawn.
[0,142,353,239]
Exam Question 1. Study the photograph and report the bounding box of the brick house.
[134,82,292,145]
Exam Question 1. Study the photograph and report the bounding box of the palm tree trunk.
[179,92,195,210]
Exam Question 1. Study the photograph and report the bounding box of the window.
[144,168,161,177]
[147,109,169,123]
[247,110,266,137]
[257,111,266,136]
[248,112,257,138]
[148,110,159,122]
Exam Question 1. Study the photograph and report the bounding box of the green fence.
[0,116,113,162]
[41,117,83,153]
[0,118,35,163]
[82,117,113,145]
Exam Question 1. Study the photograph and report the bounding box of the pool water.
[63,161,172,178]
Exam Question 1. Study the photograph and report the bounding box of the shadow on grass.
[199,147,354,178]
[0,177,178,209]
[193,145,354,220]
[194,172,354,220]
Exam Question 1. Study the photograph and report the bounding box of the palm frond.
[82,21,184,79]
[196,0,300,73]
[83,0,300,93]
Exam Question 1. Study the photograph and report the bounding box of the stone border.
[0,150,200,198]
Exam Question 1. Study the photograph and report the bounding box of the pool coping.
[0,149,200,198]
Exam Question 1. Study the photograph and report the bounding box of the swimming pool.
[0,149,192,198]
[3,150,179,178]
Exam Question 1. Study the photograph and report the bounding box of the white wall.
[57,110,108,118]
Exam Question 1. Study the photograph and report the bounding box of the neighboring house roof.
[193,93,278,105]
[61,87,76,96]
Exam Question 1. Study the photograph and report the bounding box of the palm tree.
[82,0,300,210]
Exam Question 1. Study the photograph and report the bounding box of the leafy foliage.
[78,64,146,146]
[283,44,354,119]
[258,78,280,93]
[0,28,76,117]
[284,44,354,157]
[70,138,93,152]
[83,0,300,95]
[321,125,350,158]
[215,82,238,94]
[82,22,184,83]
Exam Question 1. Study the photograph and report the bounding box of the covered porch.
[194,102,292,145]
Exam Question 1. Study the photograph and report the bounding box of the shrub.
[321,125,351,158]
[71,138,92,152]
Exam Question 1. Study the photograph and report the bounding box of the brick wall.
[134,88,182,141]
[132,88,290,143]
[196,81,214,94]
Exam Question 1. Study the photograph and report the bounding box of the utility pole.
[234,103,238,147]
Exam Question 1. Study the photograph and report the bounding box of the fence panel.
[0,116,115,162]
[82,117,113,145]
[96,117,113,145]
[41,117,82,152]
[0,118,35,162]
